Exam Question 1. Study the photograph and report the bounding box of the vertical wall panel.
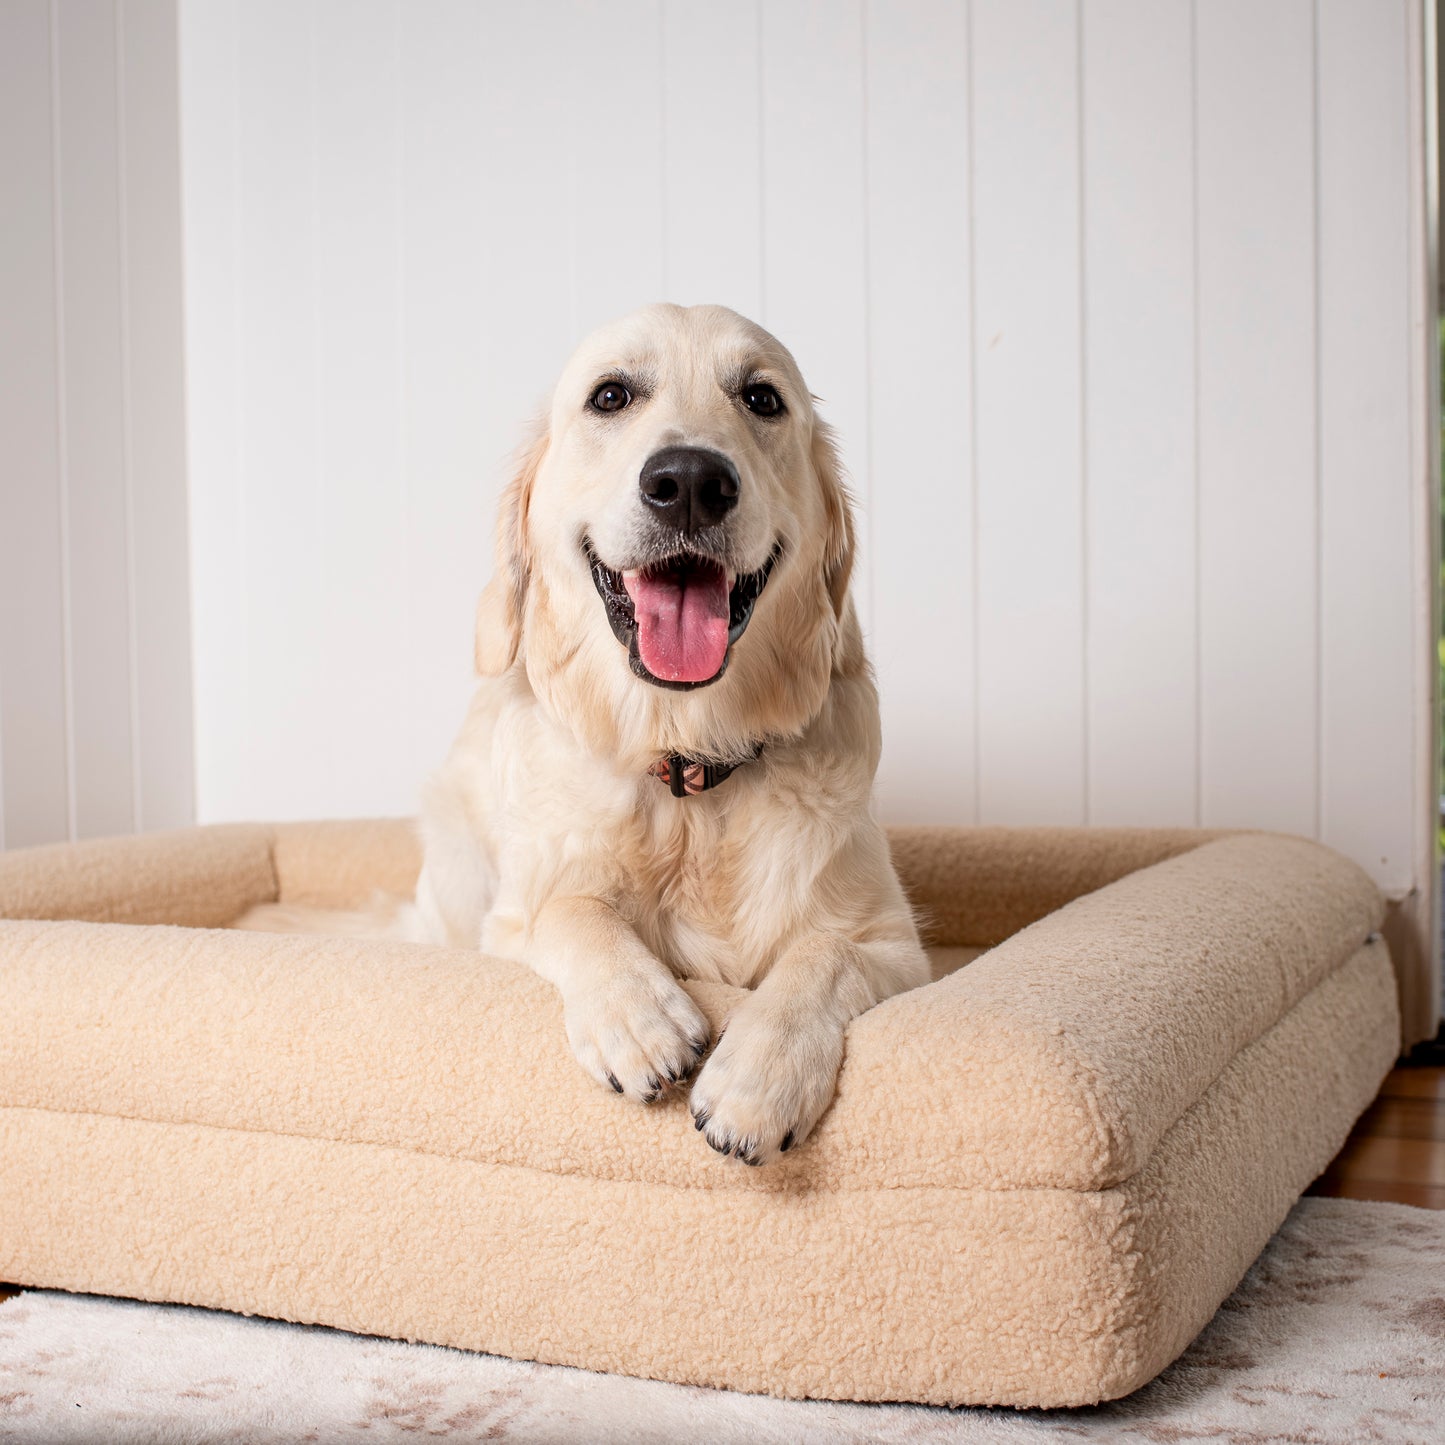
[0,0,70,848]
[1317,0,1414,892]
[120,0,195,831]
[56,0,136,838]
[462,0,587,802]
[865,0,975,824]
[569,0,665,337]
[470,0,579,568]
[1082,0,1198,826]
[233,0,326,820]
[472,1,576,409]
[313,0,409,815]
[180,0,247,826]
[1195,0,1319,834]
[761,0,873,633]
[399,0,491,777]
[971,0,1086,825]
[661,2,761,317]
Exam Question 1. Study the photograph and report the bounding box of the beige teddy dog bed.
[0,820,1399,1408]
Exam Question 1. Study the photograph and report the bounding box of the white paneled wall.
[176,0,1436,1035]
[0,0,193,849]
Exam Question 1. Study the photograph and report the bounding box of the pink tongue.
[623,564,731,683]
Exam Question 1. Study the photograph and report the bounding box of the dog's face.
[476,304,858,763]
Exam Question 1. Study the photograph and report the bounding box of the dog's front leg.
[530,895,711,1103]
[689,931,912,1165]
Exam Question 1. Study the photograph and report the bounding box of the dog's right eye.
[590,382,633,414]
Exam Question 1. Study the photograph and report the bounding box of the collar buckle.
[648,746,761,798]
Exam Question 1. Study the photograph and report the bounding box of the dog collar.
[648,745,763,798]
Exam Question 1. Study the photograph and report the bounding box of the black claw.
[691,1036,709,1057]
[780,1130,794,1153]
[606,1072,623,1094]
[641,1091,658,1104]
[693,1109,710,1131]
[743,1153,762,1167]
[664,1065,681,1084]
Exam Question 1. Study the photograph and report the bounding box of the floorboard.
[1309,1055,1445,1210]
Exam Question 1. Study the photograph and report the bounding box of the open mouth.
[587,544,779,690]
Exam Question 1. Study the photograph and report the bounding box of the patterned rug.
[1,1197,1441,1444]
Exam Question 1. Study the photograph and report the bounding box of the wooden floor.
[1308,1054,1445,1209]
[0,1055,1440,1309]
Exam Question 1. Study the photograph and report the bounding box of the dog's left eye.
[590,382,633,414]
[742,383,784,418]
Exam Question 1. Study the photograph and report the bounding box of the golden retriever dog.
[248,303,929,1165]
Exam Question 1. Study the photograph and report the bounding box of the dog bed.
[0,820,1399,1408]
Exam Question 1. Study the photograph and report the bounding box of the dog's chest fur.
[614,794,750,960]
[507,764,805,986]
[533,772,785,985]
[441,680,869,989]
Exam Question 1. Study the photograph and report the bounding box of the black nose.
[638,446,740,535]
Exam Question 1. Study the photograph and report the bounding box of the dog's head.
[476,303,860,763]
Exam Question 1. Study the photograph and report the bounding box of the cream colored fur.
[245,304,929,1165]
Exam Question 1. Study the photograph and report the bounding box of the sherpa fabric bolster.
[1,828,1383,1194]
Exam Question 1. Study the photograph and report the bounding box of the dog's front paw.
[688,1002,843,1165]
[563,964,710,1104]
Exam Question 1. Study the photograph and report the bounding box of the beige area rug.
[1,1197,1441,1444]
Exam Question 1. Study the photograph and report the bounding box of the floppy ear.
[811,418,856,618]
[475,428,547,676]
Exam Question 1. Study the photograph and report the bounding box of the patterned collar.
[647,744,764,798]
